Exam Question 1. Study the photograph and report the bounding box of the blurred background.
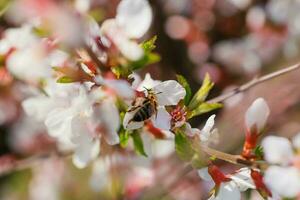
[0,0,300,199]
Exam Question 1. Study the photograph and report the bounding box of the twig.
[201,145,268,169]
[208,63,300,103]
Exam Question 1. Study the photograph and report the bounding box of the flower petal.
[101,19,143,61]
[198,167,213,182]
[151,139,174,158]
[200,115,218,143]
[22,96,55,121]
[151,107,171,130]
[103,79,135,99]
[123,110,144,130]
[89,158,110,191]
[137,73,161,91]
[71,117,100,168]
[230,168,255,191]
[116,0,152,38]
[210,182,241,200]
[292,132,300,150]
[261,136,294,165]
[264,166,300,198]
[153,80,186,106]
[44,108,74,143]
[184,123,201,137]
[96,99,120,145]
[245,98,270,132]
[72,137,100,169]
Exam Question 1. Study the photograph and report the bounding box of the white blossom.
[123,74,185,130]
[23,81,121,168]
[264,166,300,198]
[262,135,300,198]
[245,98,270,132]
[199,168,255,200]
[262,135,294,165]
[185,115,218,144]
[116,0,152,38]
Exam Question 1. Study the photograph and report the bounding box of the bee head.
[143,87,162,96]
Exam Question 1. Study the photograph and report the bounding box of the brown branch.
[208,63,300,103]
[201,145,268,169]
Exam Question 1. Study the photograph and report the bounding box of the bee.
[127,88,160,123]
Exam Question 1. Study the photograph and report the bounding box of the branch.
[201,145,268,170]
[208,63,300,103]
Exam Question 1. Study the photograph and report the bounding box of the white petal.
[264,166,300,198]
[153,80,186,106]
[117,38,144,61]
[292,132,300,150]
[101,19,143,61]
[123,110,144,130]
[103,79,135,99]
[3,24,38,50]
[72,137,100,169]
[261,136,294,165]
[211,183,241,200]
[197,167,213,182]
[151,139,174,158]
[96,99,120,145]
[47,50,69,67]
[75,0,91,13]
[116,0,152,38]
[184,123,201,137]
[151,107,171,130]
[245,98,270,132]
[200,115,218,142]
[89,158,110,191]
[44,108,74,143]
[230,168,255,191]
[22,96,55,121]
[7,46,51,81]
[137,73,161,91]
[129,73,142,89]
[71,117,100,168]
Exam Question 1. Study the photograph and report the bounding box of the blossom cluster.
[0,0,299,199]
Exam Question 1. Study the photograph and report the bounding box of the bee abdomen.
[132,102,154,122]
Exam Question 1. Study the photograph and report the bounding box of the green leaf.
[188,73,214,110]
[254,145,264,158]
[176,74,192,105]
[131,131,147,157]
[119,129,130,148]
[141,35,157,52]
[128,36,160,71]
[0,0,10,16]
[175,130,195,161]
[33,27,51,37]
[129,52,160,71]
[56,76,74,83]
[188,102,222,119]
